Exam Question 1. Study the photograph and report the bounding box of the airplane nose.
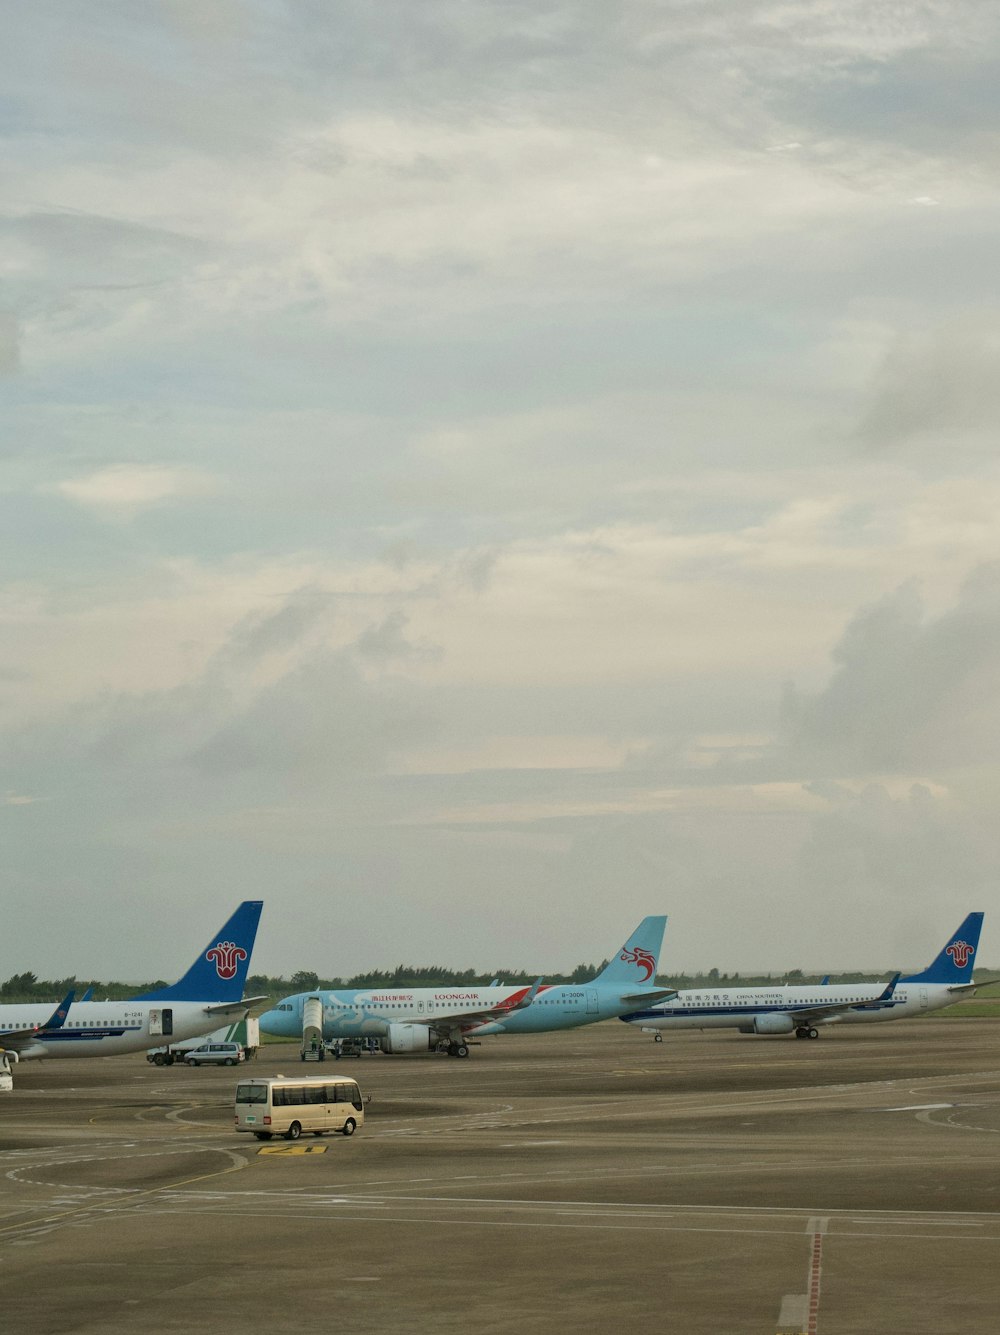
[258,1009,280,1033]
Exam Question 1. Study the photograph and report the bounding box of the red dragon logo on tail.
[206,940,248,980]
[620,945,656,982]
[945,940,974,969]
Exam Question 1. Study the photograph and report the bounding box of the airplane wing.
[0,1030,46,1056]
[621,988,677,1005]
[407,978,545,1032]
[785,973,901,1026]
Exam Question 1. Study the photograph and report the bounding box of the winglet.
[509,977,543,1012]
[852,972,901,1012]
[40,989,75,1032]
[878,971,901,1001]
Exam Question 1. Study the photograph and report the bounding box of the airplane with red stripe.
[260,916,671,1058]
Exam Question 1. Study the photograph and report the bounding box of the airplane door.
[148,1009,173,1036]
[586,990,599,1015]
[919,987,929,1010]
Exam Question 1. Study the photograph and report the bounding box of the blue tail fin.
[592,916,667,987]
[901,912,984,985]
[132,901,263,1003]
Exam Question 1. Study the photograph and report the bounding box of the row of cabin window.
[271,1084,363,1109]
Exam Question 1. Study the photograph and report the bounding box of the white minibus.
[235,1075,366,1140]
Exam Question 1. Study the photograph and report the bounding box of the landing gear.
[447,1041,470,1058]
[795,1026,820,1040]
[652,1033,663,1043]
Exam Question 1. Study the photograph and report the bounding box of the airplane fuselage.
[0,1000,240,1060]
[622,980,967,1034]
[263,981,647,1041]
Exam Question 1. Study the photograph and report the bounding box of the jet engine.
[742,1013,796,1035]
[379,1023,435,1054]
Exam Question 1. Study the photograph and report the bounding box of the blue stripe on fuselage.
[33,1027,138,1042]
[621,999,903,1022]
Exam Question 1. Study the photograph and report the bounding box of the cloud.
[859,318,1000,447]
[784,567,1000,775]
[4,2,1000,977]
[0,313,20,375]
[55,464,218,515]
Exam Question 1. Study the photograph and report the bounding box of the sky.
[4,1,1000,982]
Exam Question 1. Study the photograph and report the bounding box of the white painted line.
[881,1103,954,1112]
[777,1292,807,1328]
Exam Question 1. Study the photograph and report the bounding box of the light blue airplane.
[260,916,672,1057]
[621,912,984,1040]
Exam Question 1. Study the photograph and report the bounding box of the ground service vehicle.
[147,1017,260,1065]
[186,1041,245,1066]
[235,1075,366,1140]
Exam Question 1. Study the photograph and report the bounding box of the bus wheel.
[152,1053,166,1066]
[285,1122,302,1141]
[342,1118,357,1137]
[254,1132,273,1141]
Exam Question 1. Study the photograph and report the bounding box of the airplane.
[259,915,673,1058]
[0,901,264,1061]
[620,912,984,1041]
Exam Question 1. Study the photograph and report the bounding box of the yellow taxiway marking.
[257,1144,328,1155]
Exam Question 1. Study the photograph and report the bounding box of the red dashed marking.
[806,1229,823,1334]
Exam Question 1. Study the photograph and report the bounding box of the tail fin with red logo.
[591,916,667,987]
[901,912,983,985]
[131,900,263,1003]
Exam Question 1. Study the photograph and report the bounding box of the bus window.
[236,1084,267,1104]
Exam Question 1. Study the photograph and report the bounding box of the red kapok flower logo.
[946,940,974,969]
[206,940,248,980]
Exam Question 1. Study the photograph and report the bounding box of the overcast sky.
[4,1,1000,983]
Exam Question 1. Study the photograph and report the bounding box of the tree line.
[5,961,976,1004]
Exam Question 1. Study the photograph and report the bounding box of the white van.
[235,1075,366,1140]
[185,1041,245,1067]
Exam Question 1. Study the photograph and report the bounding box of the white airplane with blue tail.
[0,901,264,1062]
[621,912,984,1041]
[260,915,672,1057]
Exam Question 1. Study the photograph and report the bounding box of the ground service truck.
[146,1016,259,1065]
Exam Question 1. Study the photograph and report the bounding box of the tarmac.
[3,1017,1000,1334]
